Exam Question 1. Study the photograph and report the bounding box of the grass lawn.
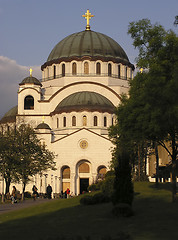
[0,182,178,240]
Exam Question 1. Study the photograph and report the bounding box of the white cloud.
[0,56,41,118]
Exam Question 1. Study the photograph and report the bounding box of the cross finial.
[139,67,143,73]
[82,9,94,31]
[42,116,45,123]
[29,68,33,77]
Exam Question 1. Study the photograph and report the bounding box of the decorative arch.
[24,95,34,110]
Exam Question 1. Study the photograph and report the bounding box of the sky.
[0,0,177,118]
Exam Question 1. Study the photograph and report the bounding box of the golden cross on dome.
[29,68,33,77]
[139,67,143,73]
[42,116,45,123]
[82,9,94,30]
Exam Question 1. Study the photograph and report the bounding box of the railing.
[40,73,132,82]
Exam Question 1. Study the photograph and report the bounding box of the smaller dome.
[51,91,115,114]
[0,106,17,123]
[19,76,42,86]
[36,122,51,130]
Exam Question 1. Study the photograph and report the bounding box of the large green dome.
[42,30,133,69]
[51,91,115,114]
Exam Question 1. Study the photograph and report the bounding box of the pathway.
[0,198,52,215]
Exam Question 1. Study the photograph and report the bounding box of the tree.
[0,124,56,200]
[122,19,178,201]
[14,124,56,200]
[0,128,20,194]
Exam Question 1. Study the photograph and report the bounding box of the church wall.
[50,129,112,195]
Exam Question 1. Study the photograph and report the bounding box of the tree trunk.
[154,143,159,183]
[21,182,26,201]
[5,177,11,194]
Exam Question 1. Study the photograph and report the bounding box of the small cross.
[82,9,94,30]
[42,116,45,123]
[139,68,143,73]
[29,68,33,76]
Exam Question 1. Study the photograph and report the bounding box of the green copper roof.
[0,105,17,123]
[36,123,51,130]
[47,30,129,62]
[19,76,42,86]
[52,91,115,114]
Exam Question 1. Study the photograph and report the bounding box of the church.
[0,10,135,195]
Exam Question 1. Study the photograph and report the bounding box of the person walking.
[66,188,70,198]
[11,186,17,204]
[46,184,52,199]
[32,185,38,200]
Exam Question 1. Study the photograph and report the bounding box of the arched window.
[72,116,76,126]
[98,166,107,175]
[125,66,127,79]
[72,62,77,75]
[57,118,59,128]
[118,65,121,78]
[97,166,107,180]
[84,62,89,74]
[130,68,132,79]
[62,166,70,179]
[94,116,98,126]
[62,64,65,77]
[79,162,90,173]
[104,116,107,127]
[47,67,49,79]
[53,65,56,79]
[83,115,87,126]
[24,95,34,110]
[108,63,112,76]
[96,62,101,75]
[63,116,66,127]
[112,117,114,126]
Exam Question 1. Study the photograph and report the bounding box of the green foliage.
[111,19,178,201]
[101,173,115,199]
[24,192,32,198]
[0,124,56,194]
[112,150,134,206]
[88,181,103,192]
[80,192,110,205]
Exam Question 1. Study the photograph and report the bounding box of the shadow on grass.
[0,202,132,240]
[149,182,172,192]
[0,184,178,240]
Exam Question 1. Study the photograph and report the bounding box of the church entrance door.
[80,178,89,194]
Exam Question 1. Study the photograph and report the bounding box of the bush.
[112,203,134,217]
[80,192,110,205]
[101,175,115,198]
[24,191,32,198]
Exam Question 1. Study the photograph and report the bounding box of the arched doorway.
[77,160,91,194]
